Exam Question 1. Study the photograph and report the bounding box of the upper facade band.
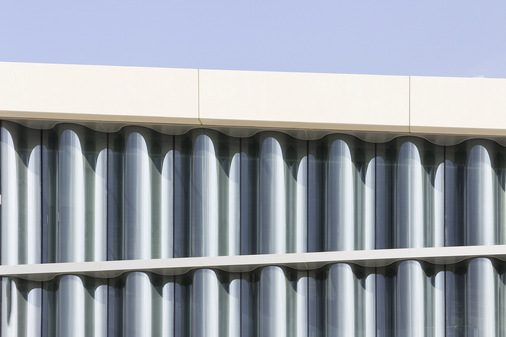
[1,62,506,138]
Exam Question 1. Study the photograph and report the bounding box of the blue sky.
[1,0,506,77]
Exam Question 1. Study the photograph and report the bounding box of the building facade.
[1,62,506,336]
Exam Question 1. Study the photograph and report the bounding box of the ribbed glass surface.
[42,125,108,263]
[3,261,506,336]
[446,140,506,246]
[108,127,173,261]
[4,122,506,263]
[376,138,444,249]
[308,135,375,251]
[241,133,307,254]
[1,122,41,265]
[174,130,240,257]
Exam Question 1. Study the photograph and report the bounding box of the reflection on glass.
[446,258,506,336]
[4,262,506,335]
[175,270,240,337]
[1,122,41,265]
[43,125,107,263]
[377,261,444,337]
[327,264,375,336]
[308,135,375,252]
[1,277,41,337]
[42,275,107,337]
[109,272,174,337]
[446,141,506,246]
[108,127,173,260]
[376,138,444,249]
[241,266,307,337]
[174,130,240,257]
[241,133,307,254]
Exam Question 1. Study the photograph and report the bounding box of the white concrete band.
[1,245,506,281]
[1,62,506,139]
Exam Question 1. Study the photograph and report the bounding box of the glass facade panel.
[4,261,506,335]
[2,121,506,335]
[4,122,506,258]
[308,135,375,252]
[446,140,506,246]
[108,127,173,260]
[376,138,444,249]
[241,133,307,254]
[1,122,41,265]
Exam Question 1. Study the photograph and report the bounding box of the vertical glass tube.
[109,273,174,337]
[376,267,394,337]
[498,264,506,335]
[467,146,494,245]
[308,135,375,252]
[241,133,307,254]
[125,272,152,336]
[43,125,107,262]
[362,269,376,337]
[1,122,41,265]
[174,130,240,257]
[327,264,355,335]
[255,267,307,337]
[327,264,375,337]
[259,266,287,337]
[221,273,241,337]
[55,275,107,337]
[467,258,496,336]
[445,262,465,337]
[430,266,446,337]
[88,278,108,337]
[446,258,498,336]
[191,269,219,336]
[240,272,257,337]
[151,275,175,337]
[376,138,444,248]
[287,270,308,337]
[1,278,42,337]
[446,141,501,246]
[174,269,240,337]
[396,261,425,336]
[108,127,173,260]
[308,269,326,337]
[378,261,444,336]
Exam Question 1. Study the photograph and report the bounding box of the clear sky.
[1,0,506,77]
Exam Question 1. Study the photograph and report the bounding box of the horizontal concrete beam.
[1,62,506,138]
[0,62,200,125]
[199,69,410,132]
[2,245,506,281]
[410,76,506,136]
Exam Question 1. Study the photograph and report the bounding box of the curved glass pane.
[1,122,41,265]
[174,269,240,337]
[108,127,173,260]
[42,125,107,263]
[446,258,505,336]
[241,133,307,254]
[241,266,307,337]
[174,130,240,257]
[376,138,444,249]
[376,261,445,337]
[446,140,506,246]
[1,277,41,337]
[308,135,375,251]
[42,275,107,337]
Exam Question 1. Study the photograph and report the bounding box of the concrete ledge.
[1,63,506,138]
[410,76,506,136]
[2,245,506,281]
[0,62,200,125]
[199,69,410,132]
